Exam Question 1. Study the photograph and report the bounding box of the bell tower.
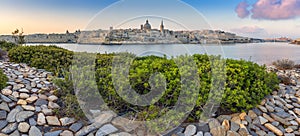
[160,20,164,33]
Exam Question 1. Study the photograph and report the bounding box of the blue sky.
[1,0,300,39]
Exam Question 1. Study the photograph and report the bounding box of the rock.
[59,117,76,126]
[271,121,280,127]
[258,105,268,113]
[0,120,8,130]
[95,124,118,136]
[238,127,249,136]
[248,110,258,119]
[70,122,83,132]
[227,131,240,136]
[48,95,58,102]
[42,108,52,115]
[230,122,240,132]
[184,125,197,136]
[256,130,267,136]
[1,123,17,134]
[264,123,283,136]
[294,108,300,116]
[239,112,247,120]
[210,126,226,136]
[208,118,220,129]
[26,96,38,103]
[44,130,62,136]
[6,106,22,122]
[16,111,34,122]
[110,132,132,136]
[0,102,10,112]
[286,104,294,109]
[231,115,241,124]
[48,102,60,109]
[253,108,263,116]
[275,111,291,118]
[75,124,98,136]
[258,116,268,124]
[263,113,275,122]
[19,93,29,99]
[0,111,7,120]
[18,122,30,133]
[1,89,12,96]
[29,118,37,126]
[221,119,230,131]
[60,130,73,136]
[46,116,61,126]
[270,113,291,126]
[1,95,12,103]
[195,131,204,136]
[285,127,294,133]
[19,88,29,93]
[17,99,27,105]
[37,113,46,125]
[34,99,48,106]
[265,104,275,112]
[9,130,20,136]
[29,126,42,136]
[198,123,210,132]
[112,117,139,132]
[21,105,35,111]
[204,132,212,136]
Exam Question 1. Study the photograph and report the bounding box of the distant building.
[143,20,152,31]
[160,20,164,33]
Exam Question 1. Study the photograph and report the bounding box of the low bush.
[8,46,279,122]
[272,59,295,70]
[8,45,73,76]
[52,72,86,120]
[0,41,18,51]
[0,69,8,90]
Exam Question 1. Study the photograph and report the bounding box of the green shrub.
[0,41,18,52]
[8,46,279,122]
[272,59,295,70]
[0,69,8,90]
[8,45,73,76]
[53,73,86,120]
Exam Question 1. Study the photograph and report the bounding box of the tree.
[12,28,25,45]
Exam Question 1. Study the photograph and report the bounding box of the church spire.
[160,19,164,33]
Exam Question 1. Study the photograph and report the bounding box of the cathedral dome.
[143,20,152,31]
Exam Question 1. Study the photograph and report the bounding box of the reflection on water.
[28,42,300,65]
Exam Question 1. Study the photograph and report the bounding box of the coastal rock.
[95,124,118,136]
[184,125,197,136]
[46,116,61,126]
[1,89,12,96]
[29,126,42,136]
[15,111,34,122]
[264,123,283,136]
[18,122,30,133]
[59,117,76,126]
[6,106,22,122]
[37,113,46,125]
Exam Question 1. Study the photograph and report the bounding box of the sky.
[1,0,300,39]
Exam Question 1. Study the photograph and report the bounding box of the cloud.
[235,0,300,20]
[235,1,250,18]
[231,26,269,38]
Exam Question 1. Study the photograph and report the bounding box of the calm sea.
[27,42,300,65]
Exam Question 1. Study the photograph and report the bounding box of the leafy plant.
[0,69,8,90]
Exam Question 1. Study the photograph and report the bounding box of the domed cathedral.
[143,20,152,31]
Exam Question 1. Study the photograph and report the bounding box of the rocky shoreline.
[0,61,299,136]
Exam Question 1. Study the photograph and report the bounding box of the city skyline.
[1,0,300,39]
